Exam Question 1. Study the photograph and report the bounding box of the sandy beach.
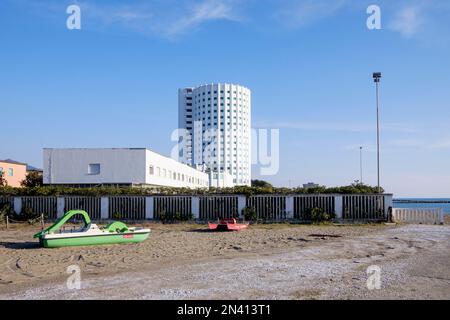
[1,220,450,299]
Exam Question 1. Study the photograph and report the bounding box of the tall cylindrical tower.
[179,83,251,187]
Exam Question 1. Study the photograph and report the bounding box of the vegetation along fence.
[109,196,146,221]
[65,196,102,220]
[153,196,192,220]
[8,194,393,222]
[342,195,386,221]
[247,195,287,220]
[199,195,240,220]
[293,195,335,220]
[0,196,13,208]
[19,196,58,220]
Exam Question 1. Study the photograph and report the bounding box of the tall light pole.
[373,72,382,194]
[359,146,363,184]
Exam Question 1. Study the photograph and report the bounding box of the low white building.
[43,148,209,188]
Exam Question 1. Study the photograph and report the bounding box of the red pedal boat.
[208,218,249,231]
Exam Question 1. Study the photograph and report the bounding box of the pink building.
[0,160,27,187]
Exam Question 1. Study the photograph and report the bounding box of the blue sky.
[1,0,450,197]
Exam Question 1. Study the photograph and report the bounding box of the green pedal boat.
[34,210,150,248]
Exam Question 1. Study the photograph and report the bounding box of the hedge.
[0,183,385,197]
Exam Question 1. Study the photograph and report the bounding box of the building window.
[149,165,154,175]
[157,167,161,176]
[0,167,3,176]
[8,168,13,177]
[88,164,100,175]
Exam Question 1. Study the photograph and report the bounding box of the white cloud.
[164,0,241,37]
[16,0,243,39]
[80,0,243,39]
[389,6,425,38]
[273,0,348,27]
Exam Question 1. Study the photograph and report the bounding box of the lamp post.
[359,146,363,184]
[373,72,382,194]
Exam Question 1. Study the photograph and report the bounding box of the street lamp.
[373,72,382,194]
[359,146,363,184]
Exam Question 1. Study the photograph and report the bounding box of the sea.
[393,198,450,214]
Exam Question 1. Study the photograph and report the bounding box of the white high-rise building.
[178,83,251,187]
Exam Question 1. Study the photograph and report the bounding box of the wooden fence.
[247,195,287,220]
[199,195,239,220]
[342,195,386,221]
[6,194,394,222]
[153,196,192,220]
[0,196,12,208]
[19,196,58,219]
[109,196,146,220]
[65,196,102,220]
[293,195,335,220]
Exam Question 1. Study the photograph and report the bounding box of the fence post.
[192,196,200,220]
[384,194,393,218]
[334,195,343,220]
[439,208,444,225]
[41,213,44,230]
[57,197,65,218]
[286,196,294,219]
[13,197,22,215]
[391,208,398,222]
[237,195,246,217]
[145,197,154,220]
[101,197,109,220]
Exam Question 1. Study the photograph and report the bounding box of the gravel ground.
[1,223,449,299]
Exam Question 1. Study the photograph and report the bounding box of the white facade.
[43,148,209,188]
[178,83,251,187]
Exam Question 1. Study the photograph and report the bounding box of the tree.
[251,179,273,188]
[21,171,43,188]
[0,171,7,187]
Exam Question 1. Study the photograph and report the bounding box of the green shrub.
[113,212,122,220]
[0,203,14,223]
[307,207,336,223]
[0,181,385,198]
[158,210,193,223]
[243,206,257,221]
[17,207,46,224]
